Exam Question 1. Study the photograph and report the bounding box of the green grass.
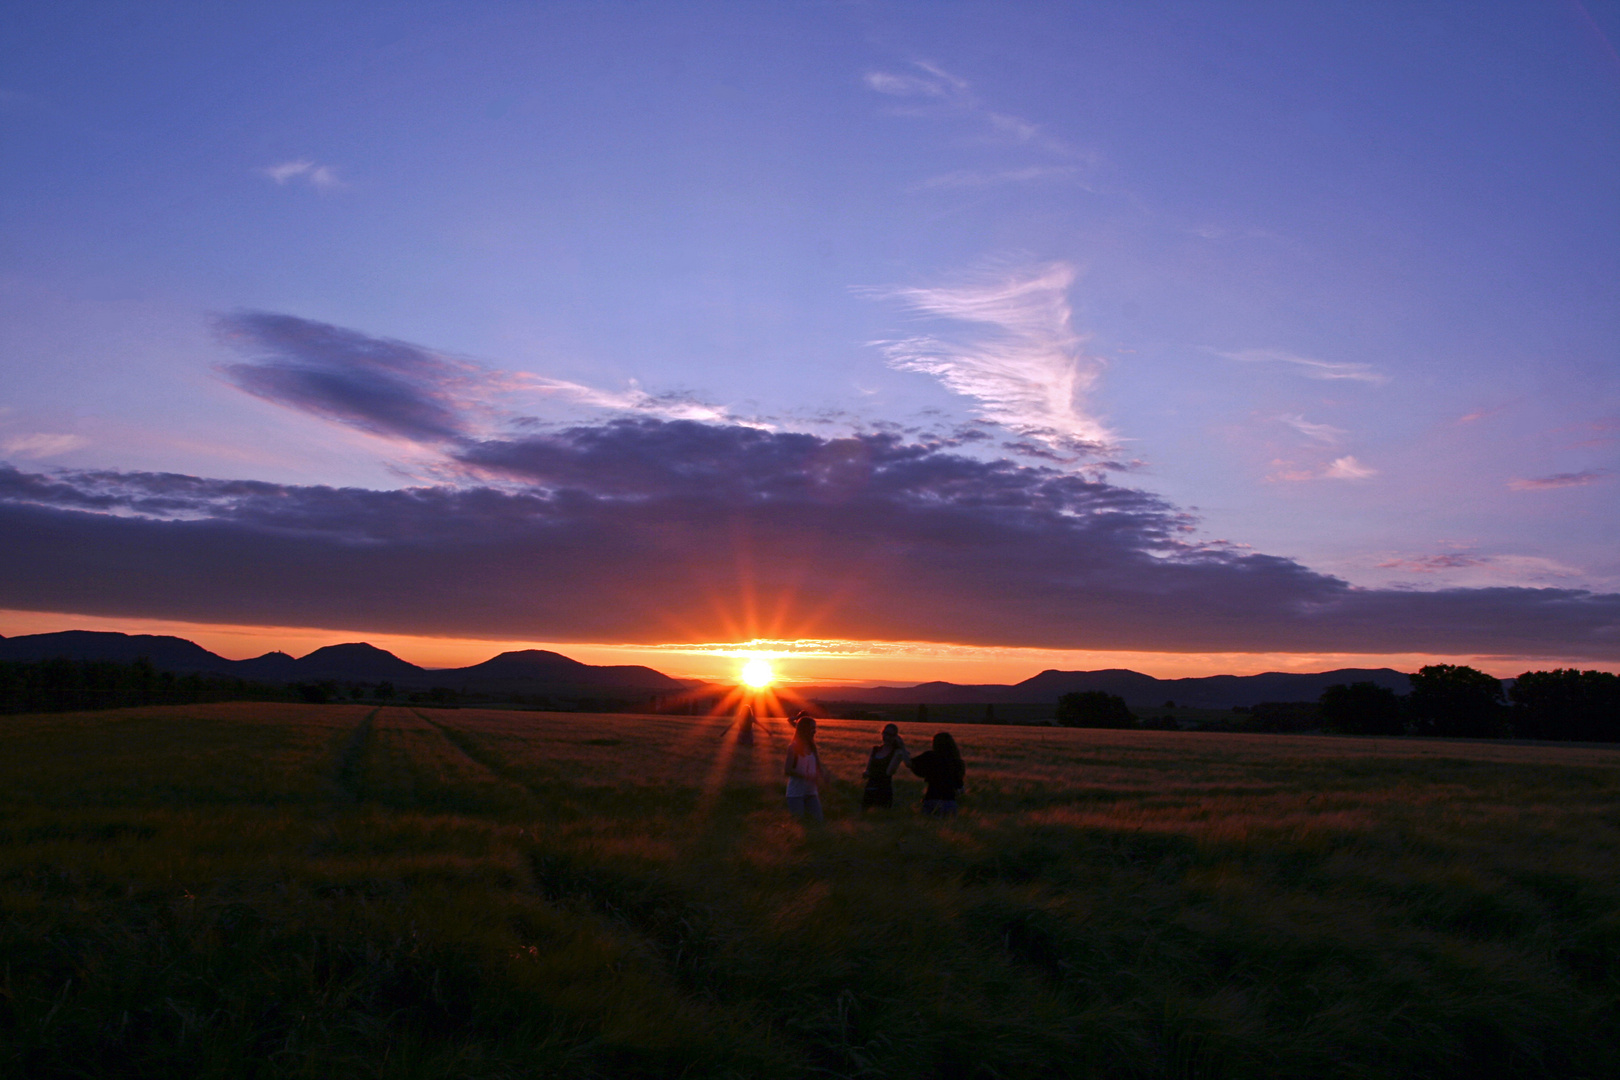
[1,704,1617,1078]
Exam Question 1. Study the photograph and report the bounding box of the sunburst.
[740,657,775,689]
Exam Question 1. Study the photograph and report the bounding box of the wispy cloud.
[914,166,1082,190]
[1508,469,1612,491]
[1267,454,1377,482]
[1,433,87,459]
[864,62,968,100]
[1219,348,1386,384]
[1277,415,1345,445]
[864,60,1091,187]
[510,375,730,424]
[1376,553,1488,572]
[1375,550,1584,586]
[869,262,1114,454]
[261,159,343,190]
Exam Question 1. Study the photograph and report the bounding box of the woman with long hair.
[784,712,827,821]
[861,723,910,809]
[906,731,965,816]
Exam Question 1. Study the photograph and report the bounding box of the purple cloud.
[1508,470,1612,491]
[3,421,1618,658]
[216,311,486,443]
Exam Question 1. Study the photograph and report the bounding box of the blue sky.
[1,2,1616,679]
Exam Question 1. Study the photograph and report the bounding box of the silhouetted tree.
[0,657,288,713]
[1320,682,1404,735]
[1056,691,1135,729]
[373,681,396,701]
[1250,701,1321,734]
[916,704,929,724]
[297,681,340,704]
[1509,669,1620,741]
[1407,664,1505,738]
[983,704,997,725]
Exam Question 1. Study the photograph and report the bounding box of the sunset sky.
[2,2,1617,683]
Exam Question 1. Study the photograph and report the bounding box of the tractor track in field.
[410,709,546,804]
[330,707,378,803]
[304,706,378,855]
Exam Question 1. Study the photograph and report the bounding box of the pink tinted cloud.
[1508,470,1612,491]
[1376,554,1488,573]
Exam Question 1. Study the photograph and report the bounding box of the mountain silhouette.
[449,650,683,691]
[799,667,1412,710]
[0,631,237,673]
[291,642,426,680]
[0,629,1414,707]
[0,631,682,696]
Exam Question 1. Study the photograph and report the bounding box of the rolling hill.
[0,631,685,697]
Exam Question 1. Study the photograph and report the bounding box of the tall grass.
[1,705,1616,1077]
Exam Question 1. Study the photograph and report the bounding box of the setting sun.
[739,657,775,689]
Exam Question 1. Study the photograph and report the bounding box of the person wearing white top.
[784,713,827,821]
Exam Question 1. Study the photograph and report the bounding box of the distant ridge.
[0,630,1418,707]
[0,631,684,696]
[448,650,682,691]
[0,631,239,673]
[800,667,1414,710]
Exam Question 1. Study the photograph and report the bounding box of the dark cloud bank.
[1,312,1615,658]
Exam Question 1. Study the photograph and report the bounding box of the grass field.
[1,704,1617,1078]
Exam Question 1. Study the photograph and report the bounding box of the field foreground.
[1,705,1617,1078]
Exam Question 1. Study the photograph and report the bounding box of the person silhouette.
[784,713,826,821]
[861,723,910,809]
[906,731,964,816]
[737,704,756,746]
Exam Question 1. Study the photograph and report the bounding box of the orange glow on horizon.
[0,610,1610,682]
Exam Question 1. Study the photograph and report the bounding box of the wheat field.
[1,703,1616,1078]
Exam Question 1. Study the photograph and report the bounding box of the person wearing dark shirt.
[906,731,964,816]
[861,723,910,809]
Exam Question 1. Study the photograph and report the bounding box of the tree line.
[1055,665,1619,742]
[0,657,295,713]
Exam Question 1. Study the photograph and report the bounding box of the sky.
[1,1,1617,684]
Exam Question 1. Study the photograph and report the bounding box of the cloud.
[1266,455,1377,482]
[870,263,1114,454]
[914,166,1082,190]
[864,60,1087,170]
[215,311,735,443]
[1324,455,1377,480]
[1375,551,1585,587]
[1277,415,1345,445]
[863,63,968,100]
[1376,554,1489,573]
[1219,348,1386,384]
[2,419,1617,659]
[1,433,88,459]
[216,312,496,442]
[1508,470,1612,491]
[260,160,343,190]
